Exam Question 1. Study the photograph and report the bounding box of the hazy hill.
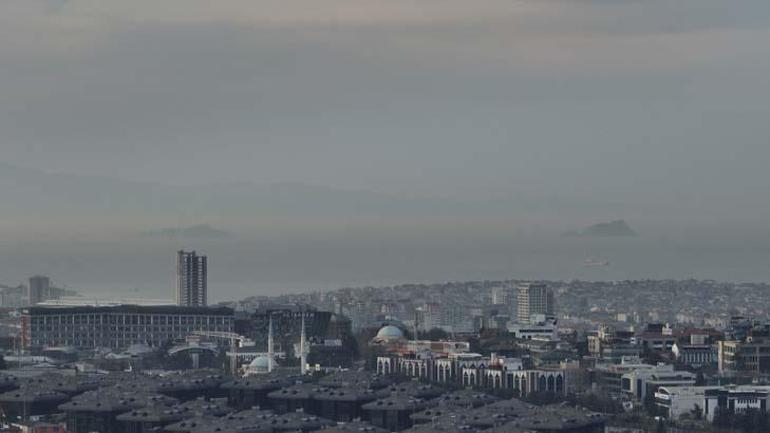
[0,163,621,223]
[564,220,638,237]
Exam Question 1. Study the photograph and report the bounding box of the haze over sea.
[2,228,768,303]
[1,164,769,302]
[3,0,770,302]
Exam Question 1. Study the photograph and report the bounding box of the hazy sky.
[2,0,770,200]
[2,0,770,295]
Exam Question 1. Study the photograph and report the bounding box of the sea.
[1,228,768,302]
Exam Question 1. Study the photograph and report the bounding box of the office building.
[177,250,207,307]
[236,304,351,356]
[516,283,554,324]
[718,334,770,373]
[21,304,234,349]
[28,275,51,306]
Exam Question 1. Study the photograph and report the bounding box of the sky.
[1,0,769,200]
[2,0,770,296]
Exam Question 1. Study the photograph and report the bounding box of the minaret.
[268,315,274,373]
[412,310,419,354]
[300,314,308,375]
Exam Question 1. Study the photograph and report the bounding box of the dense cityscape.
[0,251,767,432]
[3,0,769,432]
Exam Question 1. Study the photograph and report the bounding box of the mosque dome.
[376,325,405,340]
[246,355,271,374]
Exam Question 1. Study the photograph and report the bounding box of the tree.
[712,407,734,429]
[423,328,449,341]
[689,404,702,420]
[643,394,661,416]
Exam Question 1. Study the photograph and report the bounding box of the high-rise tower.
[176,250,207,306]
[28,275,50,306]
[516,283,554,324]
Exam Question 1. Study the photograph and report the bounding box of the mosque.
[371,323,566,397]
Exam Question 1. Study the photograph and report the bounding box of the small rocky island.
[563,220,637,237]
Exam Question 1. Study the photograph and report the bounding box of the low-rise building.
[591,359,655,396]
[620,363,696,401]
[656,385,770,422]
[654,386,713,420]
[587,326,640,362]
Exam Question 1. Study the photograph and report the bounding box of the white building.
[491,286,513,306]
[656,385,770,421]
[703,386,770,421]
[376,352,566,396]
[508,315,558,340]
[655,386,714,420]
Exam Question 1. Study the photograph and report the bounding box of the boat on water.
[584,258,610,267]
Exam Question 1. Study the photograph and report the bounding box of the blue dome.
[376,325,404,339]
[249,356,271,369]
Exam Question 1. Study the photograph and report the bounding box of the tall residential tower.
[516,283,554,324]
[176,250,208,306]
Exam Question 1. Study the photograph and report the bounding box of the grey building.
[236,304,351,356]
[21,304,234,349]
[177,250,208,306]
[28,275,51,306]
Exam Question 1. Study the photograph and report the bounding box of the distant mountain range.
[563,220,638,237]
[0,162,625,225]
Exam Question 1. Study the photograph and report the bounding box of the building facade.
[516,283,554,324]
[718,336,770,373]
[176,250,208,306]
[236,305,351,356]
[21,305,234,349]
[620,364,696,401]
[376,353,566,397]
[656,385,770,422]
[28,275,51,306]
[672,343,716,368]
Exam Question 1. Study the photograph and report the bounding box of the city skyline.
[1,0,768,431]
